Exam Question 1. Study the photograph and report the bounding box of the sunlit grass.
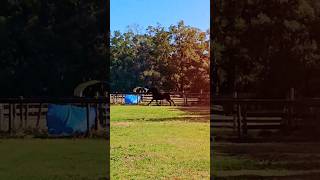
[110,105,210,179]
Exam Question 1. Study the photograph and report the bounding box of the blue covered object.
[46,104,96,135]
[125,95,141,104]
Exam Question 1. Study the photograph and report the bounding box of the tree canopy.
[110,21,210,93]
[0,0,107,97]
[213,0,320,97]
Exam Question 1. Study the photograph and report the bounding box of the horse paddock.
[110,105,210,179]
[212,96,320,179]
[0,139,107,180]
[212,142,320,179]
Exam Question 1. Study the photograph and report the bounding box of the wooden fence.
[110,92,209,106]
[0,97,109,136]
[212,96,320,138]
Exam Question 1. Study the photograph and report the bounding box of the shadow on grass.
[175,106,210,115]
[212,142,320,179]
[118,116,209,122]
[113,106,210,122]
[213,172,320,180]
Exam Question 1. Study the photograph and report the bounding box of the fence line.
[212,96,320,138]
[110,93,210,106]
[0,97,109,136]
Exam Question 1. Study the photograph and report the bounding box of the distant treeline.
[213,0,320,97]
[0,1,106,97]
[110,21,210,93]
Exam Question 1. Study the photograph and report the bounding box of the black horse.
[147,87,176,106]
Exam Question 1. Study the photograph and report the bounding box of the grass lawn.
[110,105,210,179]
[0,105,209,180]
[0,139,107,180]
[212,140,320,179]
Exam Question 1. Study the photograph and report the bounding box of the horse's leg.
[164,98,171,106]
[171,99,176,106]
[148,99,154,106]
[156,100,160,106]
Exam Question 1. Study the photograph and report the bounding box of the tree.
[214,0,320,97]
[110,21,209,93]
[169,21,210,92]
[0,0,107,96]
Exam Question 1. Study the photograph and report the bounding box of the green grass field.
[110,105,210,179]
[2,105,318,179]
[0,105,209,180]
[212,142,320,179]
[0,139,107,180]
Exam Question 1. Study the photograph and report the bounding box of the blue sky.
[111,0,210,33]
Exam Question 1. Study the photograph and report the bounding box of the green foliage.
[214,0,320,97]
[110,21,209,93]
[0,1,107,96]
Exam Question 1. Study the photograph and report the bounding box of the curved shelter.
[74,80,108,97]
[133,87,148,93]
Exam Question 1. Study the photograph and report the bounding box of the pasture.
[212,141,320,179]
[212,97,320,179]
[110,105,210,179]
[0,139,107,180]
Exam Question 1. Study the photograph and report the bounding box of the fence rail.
[211,96,320,138]
[110,93,209,106]
[0,97,109,136]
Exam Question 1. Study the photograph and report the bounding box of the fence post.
[232,92,237,132]
[234,92,241,138]
[0,104,2,131]
[8,103,12,134]
[95,102,99,131]
[36,103,42,128]
[185,93,188,106]
[237,102,242,139]
[19,97,23,129]
[137,95,139,105]
[25,104,28,128]
[199,89,203,104]
[181,91,184,106]
[289,88,295,126]
[288,88,295,128]
[242,105,248,137]
[12,103,16,131]
[86,103,90,137]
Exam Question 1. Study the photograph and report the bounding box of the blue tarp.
[46,104,96,135]
[125,95,141,104]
